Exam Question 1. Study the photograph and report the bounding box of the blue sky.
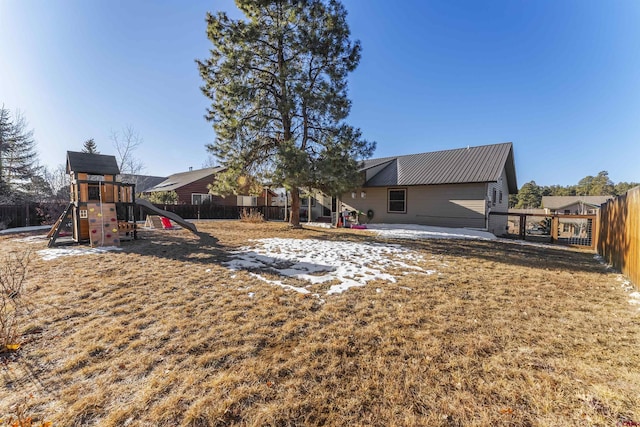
[1,0,639,187]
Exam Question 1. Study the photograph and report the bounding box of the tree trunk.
[290,190,301,228]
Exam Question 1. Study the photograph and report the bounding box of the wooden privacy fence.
[138,204,285,222]
[0,203,67,229]
[598,186,640,286]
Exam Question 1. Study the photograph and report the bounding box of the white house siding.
[486,169,510,236]
[300,191,332,220]
[343,183,487,228]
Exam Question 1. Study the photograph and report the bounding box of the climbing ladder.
[47,202,74,248]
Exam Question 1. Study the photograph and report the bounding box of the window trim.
[387,188,407,213]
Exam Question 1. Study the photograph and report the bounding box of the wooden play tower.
[47,151,137,247]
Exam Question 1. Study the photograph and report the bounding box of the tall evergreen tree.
[0,106,39,201]
[515,181,542,209]
[81,138,99,154]
[197,0,375,227]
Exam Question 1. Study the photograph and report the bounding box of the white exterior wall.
[300,191,332,220]
[486,169,510,236]
[343,183,487,228]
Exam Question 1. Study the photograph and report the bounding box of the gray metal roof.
[66,151,120,175]
[119,174,168,193]
[362,142,518,192]
[541,195,613,210]
[147,167,225,192]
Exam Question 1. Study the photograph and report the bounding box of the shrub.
[0,251,30,349]
[239,208,264,223]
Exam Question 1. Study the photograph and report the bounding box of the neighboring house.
[541,196,613,215]
[146,167,274,206]
[119,174,167,193]
[342,142,518,236]
[146,167,225,205]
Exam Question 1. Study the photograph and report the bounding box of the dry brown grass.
[0,221,638,426]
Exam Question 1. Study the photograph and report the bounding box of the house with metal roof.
[342,142,518,236]
[541,195,613,215]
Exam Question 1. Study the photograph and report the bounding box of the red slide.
[160,217,173,229]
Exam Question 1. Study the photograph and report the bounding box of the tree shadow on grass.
[303,228,609,276]
[117,229,227,266]
[120,225,610,278]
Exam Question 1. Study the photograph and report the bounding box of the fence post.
[551,216,559,243]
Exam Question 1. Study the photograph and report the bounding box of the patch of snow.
[498,238,577,251]
[0,225,51,235]
[37,246,122,261]
[225,238,429,295]
[11,234,47,243]
[248,292,255,298]
[367,223,496,240]
[304,222,332,229]
[618,277,640,310]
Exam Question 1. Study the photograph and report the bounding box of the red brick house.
[146,167,273,206]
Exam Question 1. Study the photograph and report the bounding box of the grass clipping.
[0,221,638,426]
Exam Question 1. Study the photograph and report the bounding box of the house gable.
[362,142,517,193]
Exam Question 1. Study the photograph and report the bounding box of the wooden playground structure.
[47,151,137,247]
[48,151,198,248]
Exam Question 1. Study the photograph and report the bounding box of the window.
[499,190,503,204]
[564,209,571,215]
[563,224,570,232]
[88,183,100,201]
[491,188,497,206]
[192,193,212,205]
[388,189,406,213]
[237,195,257,207]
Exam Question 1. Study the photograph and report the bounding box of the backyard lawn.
[1,221,638,426]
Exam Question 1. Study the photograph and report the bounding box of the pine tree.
[515,181,542,209]
[0,106,39,202]
[81,138,99,154]
[197,0,375,227]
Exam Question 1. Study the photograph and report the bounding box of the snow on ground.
[224,238,434,295]
[617,276,640,310]
[37,246,122,261]
[0,225,51,235]
[595,255,640,310]
[10,234,48,244]
[364,223,496,240]
[497,237,578,251]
